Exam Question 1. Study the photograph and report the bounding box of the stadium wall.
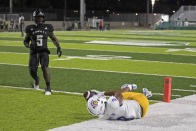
[24,21,145,30]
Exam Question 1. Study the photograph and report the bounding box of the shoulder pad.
[25,25,36,33]
[107,96,119,109]
[46,24,54,32]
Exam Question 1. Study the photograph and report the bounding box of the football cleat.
[45,91,51,95]
[31,83,39,90]
[143,88,152,98]
[33,84,39,90]
[121,84,137,91]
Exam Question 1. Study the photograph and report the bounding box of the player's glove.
[91,89,105,96]
[57,47,62,57]
[121,84,137,91]
[24,42,30,48]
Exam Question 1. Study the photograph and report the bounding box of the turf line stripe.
[152,93,181,97]
[0,62,196,79]
[0,51,60,57]
[0,85,83,95]
[172,89,196,93]
[0,85,161,102]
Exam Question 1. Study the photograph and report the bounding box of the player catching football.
[83,84,152,120]
[24,9,62,95]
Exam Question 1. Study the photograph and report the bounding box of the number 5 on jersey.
[36,35,43,46]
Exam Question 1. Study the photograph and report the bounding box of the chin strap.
[85,91,91,100]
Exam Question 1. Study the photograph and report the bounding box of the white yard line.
[152,93,181,97]
[0,85,83,95]
[0,85,162,103]
[172,88,196,93]
[1,62,196,79]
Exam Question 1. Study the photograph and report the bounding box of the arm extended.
[49,32,62,57]
[104,87,130,105]
[24,33,31,48]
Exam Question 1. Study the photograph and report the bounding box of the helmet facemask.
[33,10,45,25]
[35,16,44,25]
[87,95,107,116]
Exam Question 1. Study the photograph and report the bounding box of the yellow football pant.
[122,92,149,117]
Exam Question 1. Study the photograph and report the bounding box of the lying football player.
[83,84,152,120]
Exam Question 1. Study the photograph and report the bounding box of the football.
[83,90,97,101]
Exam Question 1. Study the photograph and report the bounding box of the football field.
[0,30,196,130]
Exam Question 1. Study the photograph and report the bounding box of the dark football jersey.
[25,24,53,53]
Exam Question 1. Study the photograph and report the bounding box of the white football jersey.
[99,96,142,120]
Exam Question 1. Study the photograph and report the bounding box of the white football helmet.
[87,95,107,116]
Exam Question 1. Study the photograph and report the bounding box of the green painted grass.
[0,30,196,130]
[0,64,195,101]
[1,30,196,56]
[1,46,196,64]
[0,86,95,131]
[0,52,196,78]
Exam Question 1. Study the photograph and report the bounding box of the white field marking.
[0,51,60,57]
[0,40,21,43]
[1,62,196,80]
[85,41,187,46]
[55,54,196,65]
[1,51,196,66]
[1,44,196,57]
[0,85,164,103]
[55,55,132,61]
[152,93,181,97]
[190,85,196,88]
[172,89,196,93]
[166,48,196,53]
[0,85,83,95]
[0,45,22,47]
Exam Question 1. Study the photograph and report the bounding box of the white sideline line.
[0,85,169,103]
[0,85,83,95]
[0,62,196,79]
[172,88,196,93]
[152,93,181,97]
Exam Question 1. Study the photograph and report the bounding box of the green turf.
[0,30,196,130]
[0,52,196,78]
[1,39,196,56]
[0,64,195,101]
[1,46,196,64]
[0,86,95,131]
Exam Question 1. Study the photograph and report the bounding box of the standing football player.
[24,9,62,95]
[19,14,24,37]
[84,84,152,120]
